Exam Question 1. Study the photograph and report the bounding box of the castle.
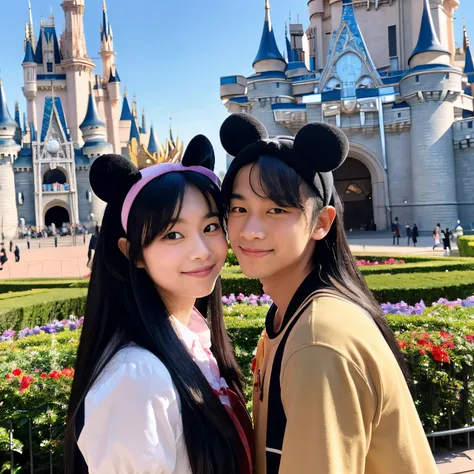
[220,0,474,232]
[0,0,182,239]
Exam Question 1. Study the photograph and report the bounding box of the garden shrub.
[458,236,474,257]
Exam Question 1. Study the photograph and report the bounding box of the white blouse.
[77,310,231,474]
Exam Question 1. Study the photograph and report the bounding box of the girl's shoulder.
[89,345,176,400]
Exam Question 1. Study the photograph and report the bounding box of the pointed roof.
[23,39,35,64]
[409,0,449,64]
[80,89,106,128]
[22,112,27,135]
[253,0,284,66]
[0,80,18,128]
[108,67,121,83]
[148,126,159,154]
[120,95,133,120]
[101,0,112,41]
[141,110,147,134]
[35,25,61,64]
[464,27,474,83]
[285,32,297,63]
[129,119,140,141]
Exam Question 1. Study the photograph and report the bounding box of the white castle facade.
[221,0,474,231]
[0,0,161,238]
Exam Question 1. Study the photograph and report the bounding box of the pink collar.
[121,163,221,233]
[172,308,212,353]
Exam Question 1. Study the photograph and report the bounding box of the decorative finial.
[102,0,107,11]
[265,0,270,10]
[50,6,54,22]
[464,17,470,50]
[15,100,19,110]
[124,87,127,97]
[285,21,288,36]
[297,12,300,23]
[289,12,292,24]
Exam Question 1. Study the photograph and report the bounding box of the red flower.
[431,346,450,363]
[61,368,75,378]
[5,373,13,380]
[417,339,431,347]
[439,332,452,340]
[443,341,455,349]
[398,341,408,349]
[466,335,474,342]
[40,373,47,379]
[19,375,34,393]
[251,357,256,374]
[48,370,61,380]
[12,368,22,377]
[420,349,427,355]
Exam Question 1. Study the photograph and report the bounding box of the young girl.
[64,136,253,474]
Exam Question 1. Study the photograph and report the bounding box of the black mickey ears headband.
[220,113,349,206]
[89,135,219,232]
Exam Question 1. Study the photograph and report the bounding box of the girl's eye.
[205,223,221,233]
[268,208,287,215]
[231,207,246,213]
[164,232,184,241]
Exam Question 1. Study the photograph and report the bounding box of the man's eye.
[231,207,247,213]
[205,223,221,232]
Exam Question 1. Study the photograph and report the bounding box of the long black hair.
[64,172,243,474]
[225,156,410,383]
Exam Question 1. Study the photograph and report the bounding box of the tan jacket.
[252,291,438,474]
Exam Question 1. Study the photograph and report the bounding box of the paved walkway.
[0,233,462,280]
[436,447,474,473]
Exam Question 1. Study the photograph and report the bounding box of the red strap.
[214,388,254,474]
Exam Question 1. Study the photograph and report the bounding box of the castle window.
[47,62,53,73]
[415,76,420,83]
[444,73,450,80]
[276,83,280,89]
[388,25,398,71]
[398,113,401,118]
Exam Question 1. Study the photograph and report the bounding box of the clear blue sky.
[1,0,473,172]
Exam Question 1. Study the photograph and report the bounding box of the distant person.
[9,240,13,253]
[0,245,8,270]
[391,217,401,245]
[405,223,412,246]
[14,246,20,263]
[87,227,100,269]
[442,228,452,256]
[27,238,30,250]
[433,223,441,250]
[412,223,419,247]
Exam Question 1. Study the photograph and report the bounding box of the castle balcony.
[220,76,247,101]
[453,93,474,114]
[272,103,307,132]
[453,118,474,148]
[42,183,72,193]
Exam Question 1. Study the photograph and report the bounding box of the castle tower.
[80,87,111,223]
[104,66,121,153]
[307,0,324,71]
[400,0,462,230]
[0,80,20,239]
[80,87,113,158]
[253,0,286,74]
[60,0,95,146]
[22,39,38,135]
[99,0,115,83]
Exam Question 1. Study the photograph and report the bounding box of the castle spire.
[0,79,18,129]
[253,0,285,69]
[409,0,449,66]
[463,18,469,52]
[464,26,474,83]
[27,0,36,51]
[80,84,106,129]
[101,0,112,41]
[148,125,159,154]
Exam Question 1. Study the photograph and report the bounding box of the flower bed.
[357,257,406,266]
[2,299,474,471]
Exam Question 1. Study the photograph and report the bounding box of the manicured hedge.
[458,236,474,257]
[0,279,83,295]
[0,289,87,331]
[359,260,474,275]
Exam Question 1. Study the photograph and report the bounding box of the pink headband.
[121,162,221,232]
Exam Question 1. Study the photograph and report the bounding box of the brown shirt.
[252,291,438,474]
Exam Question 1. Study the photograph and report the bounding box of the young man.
[220,113,437,474]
